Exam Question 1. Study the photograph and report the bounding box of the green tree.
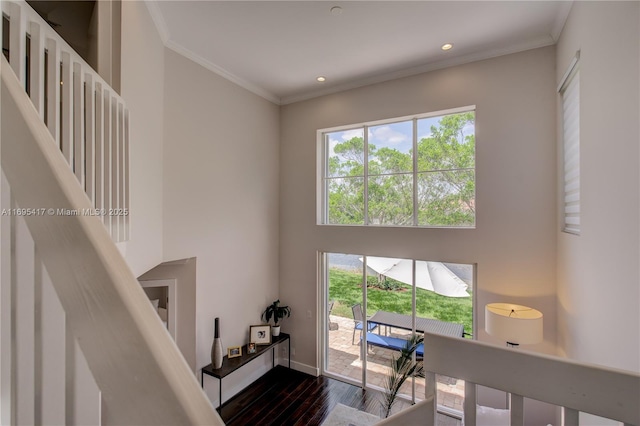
[326,112,475,226]
[417,112,475,226]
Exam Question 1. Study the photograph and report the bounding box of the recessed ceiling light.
[441,43,454,51]
[330,6,343,16]
[317,76,326,82]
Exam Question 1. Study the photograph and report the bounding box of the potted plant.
[262,299,291,336]
[380,334,424,418]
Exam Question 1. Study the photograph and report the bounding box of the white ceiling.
[146,1,572,105]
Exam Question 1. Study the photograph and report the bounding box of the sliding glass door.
[324,253,365,385]
[322,252,474,417]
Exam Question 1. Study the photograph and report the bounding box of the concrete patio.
[326,314,465,413]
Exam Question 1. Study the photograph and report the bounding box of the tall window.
[319,107,475,227]
[559,52,580,235]
[321,252,474,415]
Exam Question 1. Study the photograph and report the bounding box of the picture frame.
[227,346,242,358]
[247,342,257,354]
[250,324,272,345]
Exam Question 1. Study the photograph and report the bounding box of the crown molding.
[144,1,280,104]
[144,1,170,44]
[280,35,556,105]
[142,1,558,107]
[164,40,281,105]
[550,1,574,42]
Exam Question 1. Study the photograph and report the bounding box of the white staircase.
[0,1,222,424]
[2,2,637,426]
[3,0,129,244]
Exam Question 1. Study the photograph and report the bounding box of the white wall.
[556,2,640,374]
[280,46,558,370]
[280,47,558,425]
[162,48,280,402]
[120,1,165,276]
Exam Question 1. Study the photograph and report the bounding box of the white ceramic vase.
[211,317,223,369]
[272,325,281,336]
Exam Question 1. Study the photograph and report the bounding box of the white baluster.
[0,174,14,426]
[463,381,477,426]
[424,371,437,425]
[103,89,112,235]
[28,21,45,116]
[509,393,524,426]
[73,62,85,187]
[34,250,43,425]
[95,83,105,218]
[124,109,130,241]
[14,213,36,425]
[85,74,96,204]
[40,264,66,425]
[8,1,26,87]
[111,97,119,241]
[563,407,579,426]
[60,51,73,168]
[117,103,125,242]
[45,38,60,144]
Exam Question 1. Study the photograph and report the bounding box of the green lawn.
[328,268,473,335]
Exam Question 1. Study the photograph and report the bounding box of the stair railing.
[376,333,639,426]
[1,0,223,422]
[2,52,223,425]
[2,0,129,243]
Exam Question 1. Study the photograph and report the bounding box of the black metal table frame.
[368,311,464,337]
[200,333,291,411]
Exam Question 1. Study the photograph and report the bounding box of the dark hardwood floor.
[220,366,460,425]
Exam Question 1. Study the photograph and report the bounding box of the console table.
[201,333,290,411]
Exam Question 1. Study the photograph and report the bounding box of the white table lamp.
[485,303,543,347]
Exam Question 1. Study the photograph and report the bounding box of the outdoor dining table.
[368,310,464,338]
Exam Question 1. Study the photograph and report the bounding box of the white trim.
[140,1,555,107]
[317,251,326,377]
[550,1,574,42]
[281,35,555,105]
[319,107,476,228]
[139,279,178,341]
[143,0,170,44]
[558,51,581,93]
[165,40,281,105]
[317,105,476,134]
[316,134,324,224]
[280,359,319,377]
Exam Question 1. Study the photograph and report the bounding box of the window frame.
[319,251,476,410]
[317,105,476,228]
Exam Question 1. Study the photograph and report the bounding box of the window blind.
[561,68,580,234]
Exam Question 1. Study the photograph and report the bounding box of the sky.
[326,113,474,162]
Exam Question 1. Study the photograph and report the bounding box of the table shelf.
[201,333,290,412]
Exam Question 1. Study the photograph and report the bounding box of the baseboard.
[278,358,319,377]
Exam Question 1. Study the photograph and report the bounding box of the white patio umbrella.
[361,256,470,298]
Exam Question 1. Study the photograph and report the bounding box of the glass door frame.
[319,251,477,411]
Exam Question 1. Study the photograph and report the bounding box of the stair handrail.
[1,54,222,425]
[377,332,639,425]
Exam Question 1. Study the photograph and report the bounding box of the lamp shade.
[485,303,543,345]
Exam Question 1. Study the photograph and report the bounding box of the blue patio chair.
[352,303,378,344]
